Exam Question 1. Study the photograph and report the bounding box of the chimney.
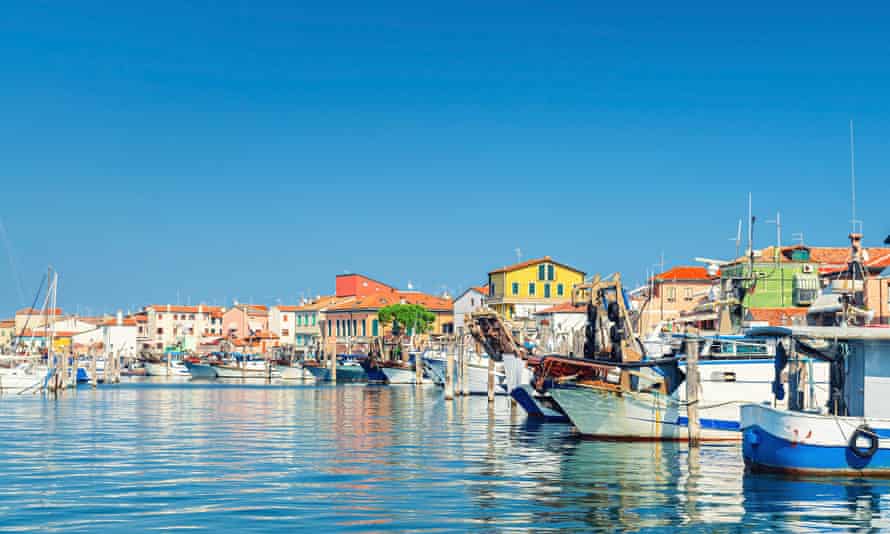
[167,304,171,312]
[199,304,203,314]
[116,310,123,326]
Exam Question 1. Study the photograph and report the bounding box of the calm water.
[2,381,890,532]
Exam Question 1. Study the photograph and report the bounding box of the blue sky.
[2,1,889,316]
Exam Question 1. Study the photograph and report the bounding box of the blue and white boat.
[742,326,890,476]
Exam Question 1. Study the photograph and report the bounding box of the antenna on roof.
[792,232,805,246]
[850,120,863,234]
[729,219,742,258]
[514,248,522,263]
[766,211,781,256]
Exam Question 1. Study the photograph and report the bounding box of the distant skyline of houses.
[3,239,890,356]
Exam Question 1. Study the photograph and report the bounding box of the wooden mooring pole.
[329,339,337,383]
[487,354,495,404]
[444,340,454,400]
[90,350,98,388]
[686,338,701,447]
[460,336,469,396]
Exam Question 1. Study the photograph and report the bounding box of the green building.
[720,246,821,309]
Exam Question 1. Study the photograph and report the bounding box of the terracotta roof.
[472,285,489,295]
[16,307,63,316]
[535,302,586,315]
[274,305,301,312]
[147,305,224,314]
[245,330,279,340]
[488,256,585,276]
[654,266,717,281]
[325,291,453,313]
[101,318,139,327]
[745,307,809,326]
[290,296,354,312]
[128,314,148,323]
[0,320,14,328]
[744,246,890,270]
[17,329,79,338]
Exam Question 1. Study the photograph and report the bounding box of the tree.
[378,303,436,361]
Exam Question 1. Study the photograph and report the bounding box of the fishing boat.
[0,362,48,391]
[278,364,315,381]
[303,356,368,382]
[536,273,830,439]
[742,326,890,475]
[184,360,218,379]
[214,358,280,379]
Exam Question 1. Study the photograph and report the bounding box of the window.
[311,314,316,326]
[336,320,341,336]
[156,328,163,334]
[544,284,551,298]
[372,319,379,336]
[666,287,676,302]
[283,315,289,322]
[188,328,194,334]
[538,264,546,280]
[327,320,332,336]
[512,282,519,295]
[361,320,366,337]
[548,264,555,281]
[471,298,475,306]
[158,314,163,320]
[489,284,496,297]
[189,314,195,320]
[353,320,358,336]
[684,288,693,301]
[557,284,564,296]
[529,282,536,296]
[282,329,289,336]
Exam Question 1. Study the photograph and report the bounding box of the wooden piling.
[460,336,469,396]
[90,351,98,388]
[444,342,454,400]
[487,354,495,403]
[686,338,701,446]
[414,347,423,385]
[329,339,337,383]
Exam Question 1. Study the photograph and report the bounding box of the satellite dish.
[706,263,719,277]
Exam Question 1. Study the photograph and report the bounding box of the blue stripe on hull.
[676,416,740,431]
[510,388,569,422]
[743,425,890,474]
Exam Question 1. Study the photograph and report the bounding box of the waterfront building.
[144,304,225,351]
[720,244,890,326]
[486,256,585,319]
[533,302,586,333]
[453,285,488,331]
[0,319,14,351]
[222,304,268,339]
[269,305,298,347]
[14,307,64,333]
[283,296,353,356]
[636,266,718,335]
[319,273,453,354]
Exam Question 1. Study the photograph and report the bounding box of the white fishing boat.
[144,358,191,378]
[742,326,890,475]
[214,359,281,379]
[380,363,419,384]
[278,364,315,381]
[0,362,48,392]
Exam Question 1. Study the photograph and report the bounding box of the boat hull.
[303,364,367,383]
[742,404,890,476]
[511,385,569,422]
[381,366,420,384]
[214,365,280,379]
[550,385,738,441]
[278,365,314,381]
[185,362,218,379]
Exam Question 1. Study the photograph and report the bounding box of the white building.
[269,305,298,346]
[102,313,138,358]
[453,285,488,331]
[144,304,225,350]
[534,302,587,334]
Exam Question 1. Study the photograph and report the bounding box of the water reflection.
[0,382,888,532]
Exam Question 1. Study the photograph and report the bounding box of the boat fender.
[849,425,879,459]
[607,301,620,322]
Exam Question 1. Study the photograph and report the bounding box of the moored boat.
[742,326,890,476]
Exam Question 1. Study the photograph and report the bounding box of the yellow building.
[487,256,586,319]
